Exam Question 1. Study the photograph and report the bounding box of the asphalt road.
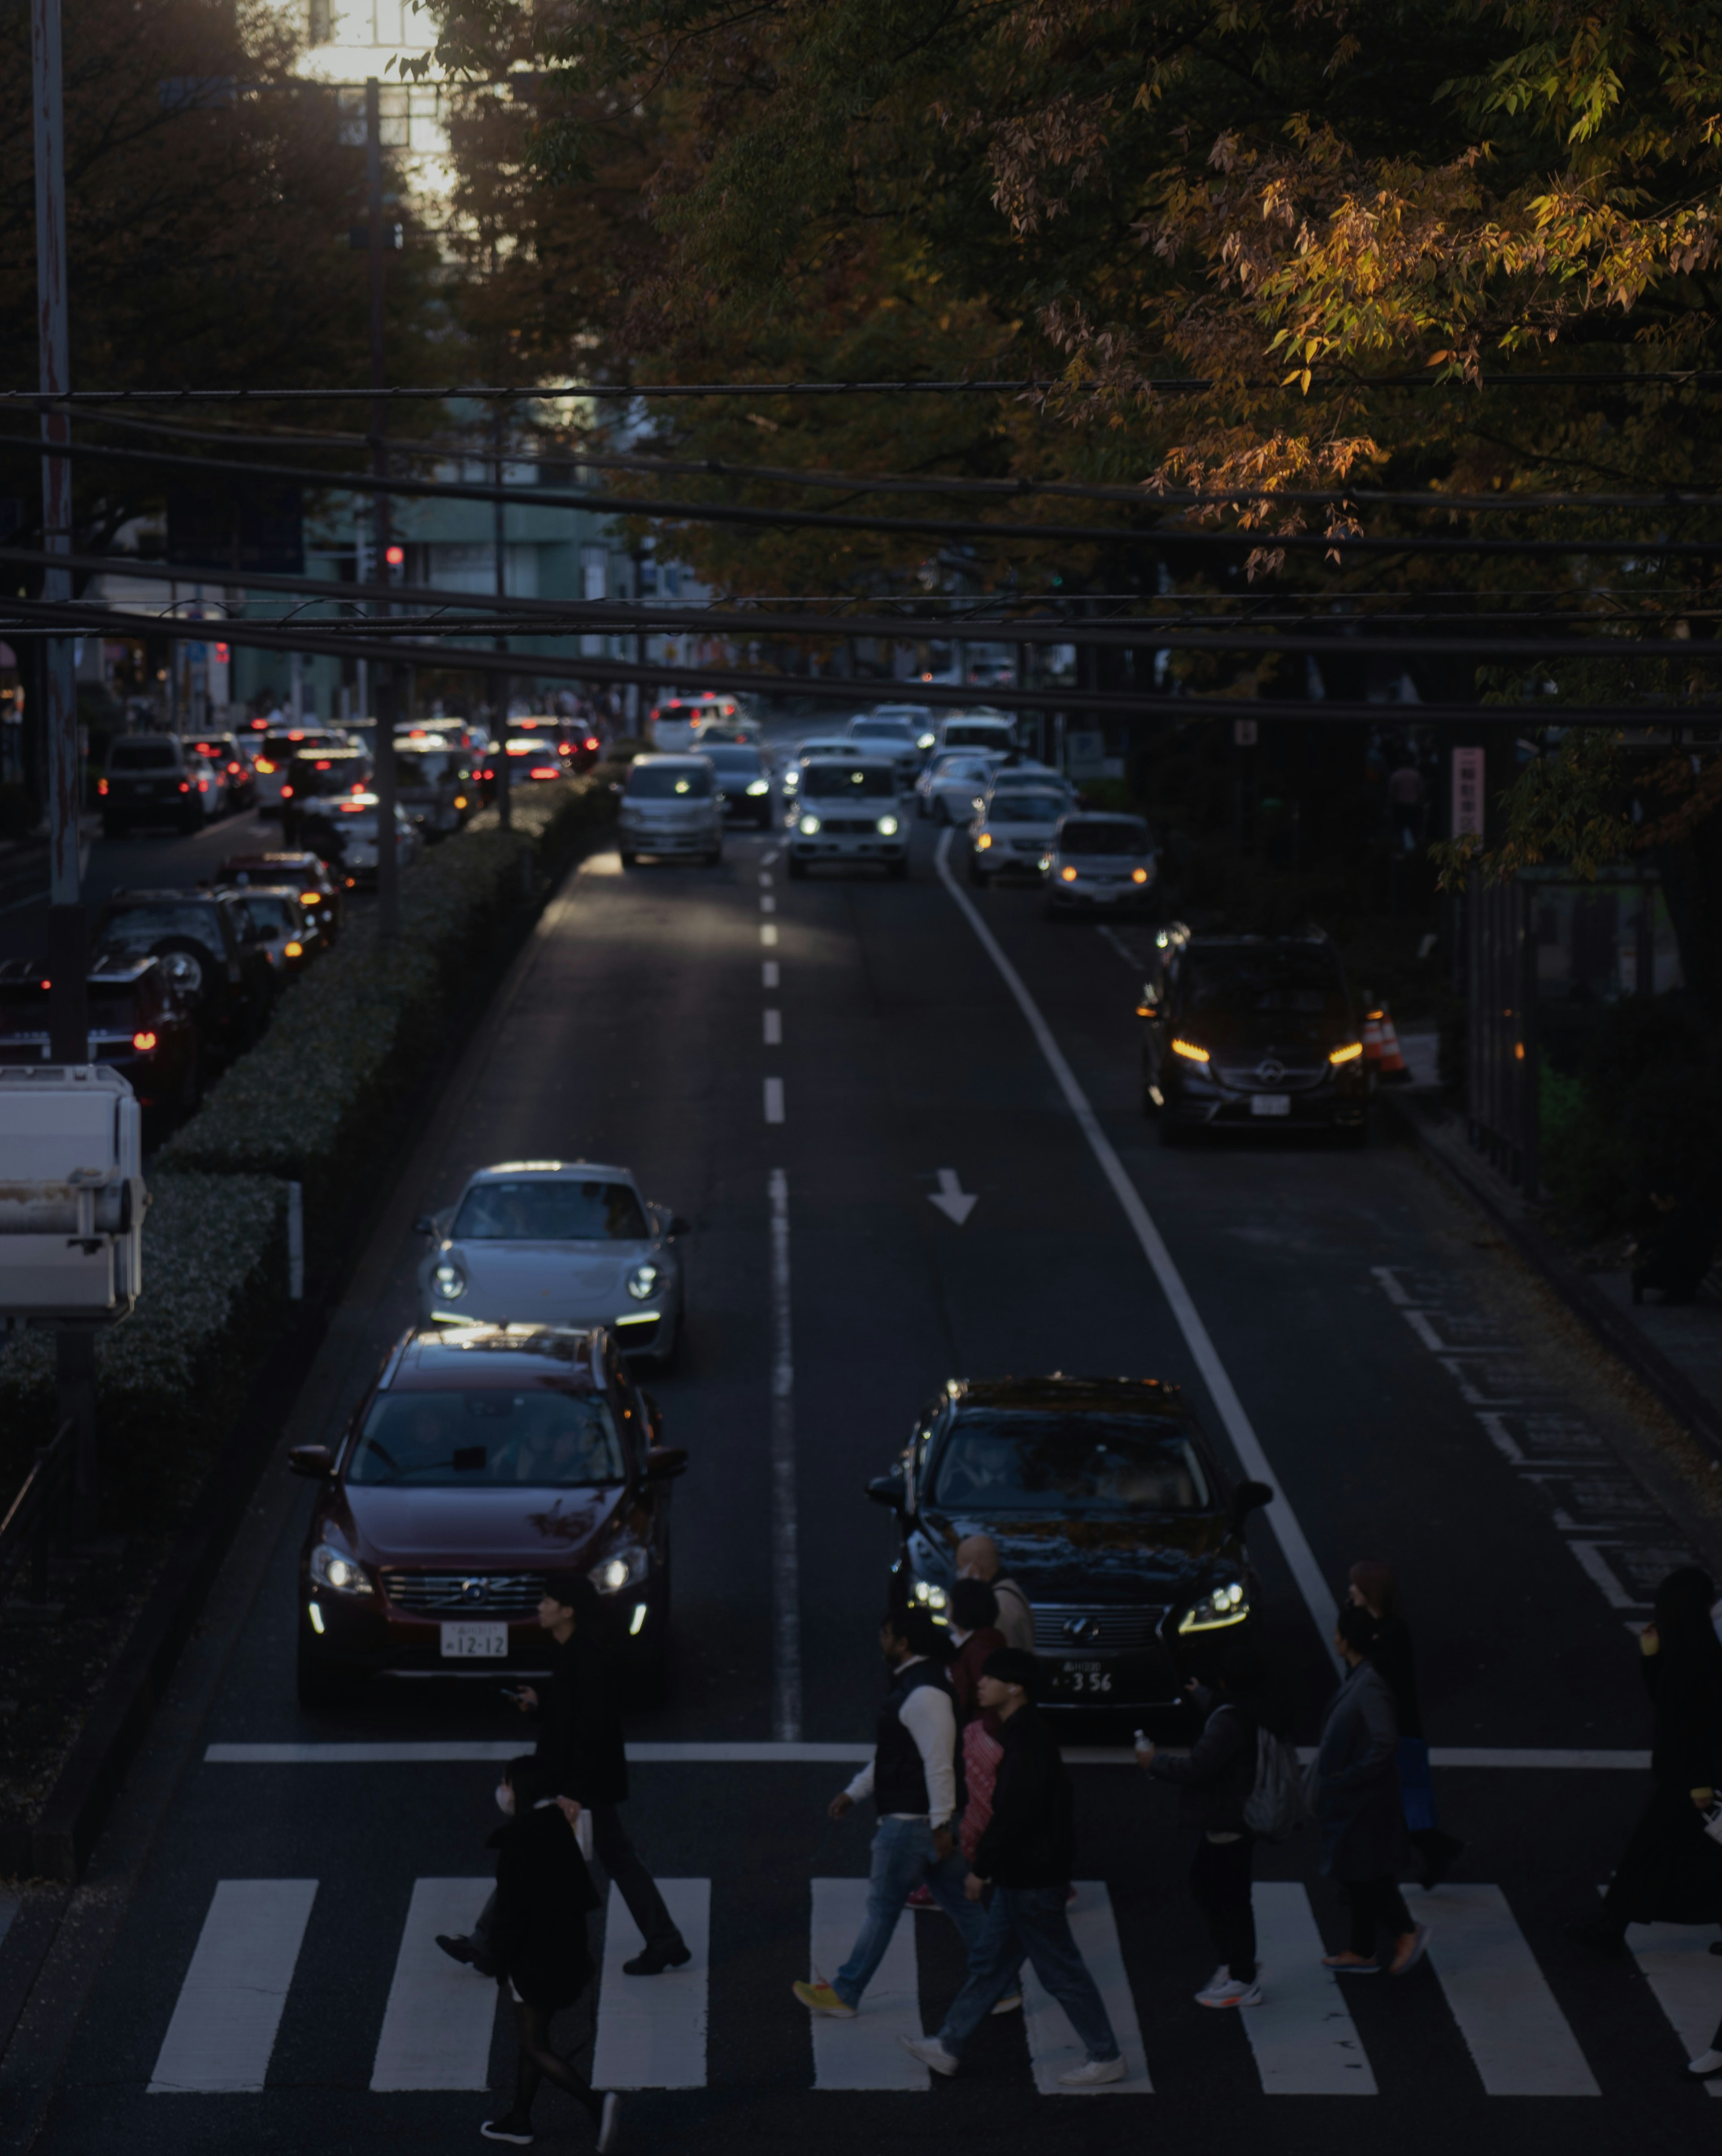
[3,770,1720,2154]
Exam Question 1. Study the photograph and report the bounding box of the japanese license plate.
[440,1621,507,1658]
[1251,1094,1291,1117]
[1057,1661,1114,1696]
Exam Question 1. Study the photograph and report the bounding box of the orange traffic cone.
[1362,1011,1384,1071]
[1375,1006,1412,1085]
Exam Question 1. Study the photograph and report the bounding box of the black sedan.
[1140,925,1370,1143]
[703,742,775,827]
[0,953,200,1115]
[92,889,274,1062]
[868,1375,1271,1720]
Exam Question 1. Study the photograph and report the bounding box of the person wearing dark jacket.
[1314,1605,1426,1976]
[1574,1566,1722,1993]
[900,1648,1125,2087]
[479,1754,620,2151]
[1349,1559,1464,1889]
[1137,1649,1264,2008]
[441,1572,688,1978]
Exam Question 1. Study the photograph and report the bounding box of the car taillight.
[281,785,294,798]
[198,777,209,791]
[285,940,304,959]
[97,779,108,794]
[529,766,558,780]
[256,758,276,773]
[558,743,572,755]
[315,759,331,770]
[178,781,191,793]
[584,737,599,750]
[131,1030,157,1052]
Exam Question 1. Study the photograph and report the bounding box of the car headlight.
[1060,865,1078,882]
[798,813,821,835]
[1329,1040,1364,1064]
[626,1261,662,1301]
[1179,1581,1248,1632]
[784,772,800,790]
[746,778,770,796]
[876,814,900,837]
[310,1541,372,1596]
[975,831,992,849]
[590,1543,651,1596]
[911,1577,948,1613]
[1170,1037,1211,1063]
[918,733,935,749]
[433,1258,467,1300]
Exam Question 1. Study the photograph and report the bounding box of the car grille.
[818,817,881,835]
[379,1571,544,1614]
[1216,1063,1327,1093]
[1032,1604,1169,1654]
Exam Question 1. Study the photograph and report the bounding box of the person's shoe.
[792,1979,856,2018]
[1688,2049,1722,2078]
[990,1992,1023,2015]
[904,1883,936,1909]
[1057,2055,1125,2087]
[899,2035,959,2077]
[438,1933,478,1965]
[595,2091,622,2153]
[1196,1971,1262,2009]
[623,1941,691,1975]
[480,2120,534,2146]
[1388,1925,1430,1977]
[1322,1952,1381,1974]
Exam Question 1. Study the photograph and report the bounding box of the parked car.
[702,742,775,828]
[91,888,274,1060]
[298,796,424,888]
[915,750,1005,823]
[287,1322,688,1705]
[0,952,200,1115]
[217,850,345,939]
[867,1373,1273,1719]
[967,784,1069,885]
[847,713,923,785]
[1140,925,1370,1142]
[787,753,907,879]
[415,1161,689,1366]
[99,736,211,837]
[253,726,350,816]
[1043,810,1159,918]
[617,754,724,867]
[220,885,322,977]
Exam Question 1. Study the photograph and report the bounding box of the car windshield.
[802,763,895,799]
[929,1410,1210,1513]
[263,733,339,760]
[932,756,988,781]
[234,895,297,934]
[989,795,1064,823]
[109,741,179,771]
[99,905,222,952]
[395,751,459,784]
[348,1388,627,1487]
[943,725,1013,750]
[852,721,913,742]
[703,748,763,773]
[1061,819,1150,856]
[1184,948,1350,1020]
[453,1178,649,1241]
[627,765,713,799]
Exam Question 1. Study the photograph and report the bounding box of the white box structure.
[0,1066,146,1318]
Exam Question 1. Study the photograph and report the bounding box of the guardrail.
[0,1415,75,1605]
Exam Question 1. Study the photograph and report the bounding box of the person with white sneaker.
[900,1648,1125,2087]
[1136,1648,1265,2009]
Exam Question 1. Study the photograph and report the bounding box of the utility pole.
[366,77,398,938]
[492,403,511,829]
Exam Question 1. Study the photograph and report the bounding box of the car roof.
[947,1374,1189,1418]
[383,1323,604,1394]
[802,750,896,767]
[465,1159,635,1184]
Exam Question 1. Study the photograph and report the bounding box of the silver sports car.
[416,1160,687,1365]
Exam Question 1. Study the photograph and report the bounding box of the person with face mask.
[955,1534,1034,1653]
[479,1754,619,2150]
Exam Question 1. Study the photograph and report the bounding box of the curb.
[1384,1093,1722,1468]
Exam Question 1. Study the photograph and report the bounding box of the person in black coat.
[1137,1648,1264,2008]
[480,1754,619,2150]
[1575,1566,1722,1972]
[1349,1559,1464,1889]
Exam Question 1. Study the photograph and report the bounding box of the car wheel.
[296,1623,355,1709]
[787,855,808,880]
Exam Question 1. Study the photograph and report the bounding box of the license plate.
[1251,1094,1291,1117]
[1057,1662,1114,1696]
[440,1621,507,1658]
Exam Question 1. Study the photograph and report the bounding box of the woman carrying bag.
[1349,1559,1464,1889]
[1313,1605,1428,1977]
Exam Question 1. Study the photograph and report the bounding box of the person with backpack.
[1136,1649,1268,2008]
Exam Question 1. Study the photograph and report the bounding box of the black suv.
[0,954,200,1115]
[868,1375,1272,1723]
[1140,926,1370,1144]
[92,889,274,1061]
[100,736,208,837]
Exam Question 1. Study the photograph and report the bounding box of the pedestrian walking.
[1349,1560,1465,1888]
[900,1648,1126,2086]
[955,1535,1034,1653]
[1313,1605,1427,1976]
[1137,1650,1265,2008]
[478,1753,620,2151]
[1572,1566,1722,1991]
[948,1579,1007,1869]
[440,1572,690,1978]
[792,1608,989,2018]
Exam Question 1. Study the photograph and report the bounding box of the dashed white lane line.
[763,1010,783,1046]
[761,895,777,914]
[761,923,778,947]
[759,872,774,888]
[764,1077,785,1124]
[762,959,780,987]
[934,828,1341,1669]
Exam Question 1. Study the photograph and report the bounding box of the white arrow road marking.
[927,1168,978,1225]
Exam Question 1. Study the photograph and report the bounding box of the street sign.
[1233,718,1258,746]
[1452,746,1485,837]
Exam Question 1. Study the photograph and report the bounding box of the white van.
[933,714,1016,760]
[617,754,724,867]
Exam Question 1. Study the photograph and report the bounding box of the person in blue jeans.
[793,1607,993,2017]
[901,1648,1125,2086]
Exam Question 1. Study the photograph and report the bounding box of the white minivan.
[617,754,724,867]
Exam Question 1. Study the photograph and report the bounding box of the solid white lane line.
[764,1009,783,1046]
[591,1879,710,2088]
[761,922,779,947]
[201,1740,1652,1769]
[1408,1884,1597,2096]
[764,1076,786,1124]
[148,1879,317,2094]
[369,1878,498,2090]
[769,1168,801,1742]
[1625,1921,1722,2094]
[1021,1883,1150,2093]
[935,829,1340,1668]
[809,1879,925,2089]
[1242,1882,1374,2094]
[762,960,780,988]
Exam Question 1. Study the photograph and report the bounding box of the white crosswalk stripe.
[149,1879,318,2094]
[1244,1882,1374,2093]
[1409,1885,1598,2095]
[807,1878,927,2088]
[1626,1922,1722,2097]
[1021,1883,1151,2094]
[591,1880,710,2089]
[370,1878,498,2091]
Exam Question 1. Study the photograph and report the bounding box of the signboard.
[1452,746,1485,837]
[1233,718,1258,746]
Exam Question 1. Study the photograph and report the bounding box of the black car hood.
[1183,1011,1348,1060]
[917,1507,1234,1599]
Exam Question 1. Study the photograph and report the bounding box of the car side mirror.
[288,1444,335,1478]
[646,1445,688,1480]
[866,1469,908,1511]
[413,1214,436,1236]
[1233,1478,1274,1526]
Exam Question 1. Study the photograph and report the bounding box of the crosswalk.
[145,1874,1718,2098]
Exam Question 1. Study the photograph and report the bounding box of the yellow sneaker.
[792,1978,857,2018]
